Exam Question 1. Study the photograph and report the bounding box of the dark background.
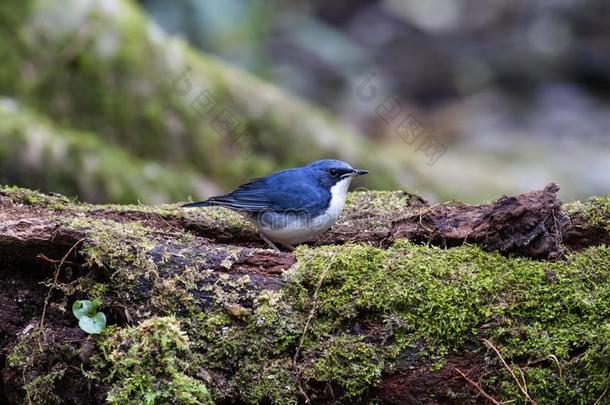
[1,0,609,203]
[141,0,610,201]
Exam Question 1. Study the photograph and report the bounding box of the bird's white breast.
[319,176,352,225]
[260,177,352,245]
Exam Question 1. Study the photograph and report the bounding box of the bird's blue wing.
[204,170,330,215]
[203,177,271,211]
[266,183,329,214]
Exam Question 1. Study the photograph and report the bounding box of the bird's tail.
[181,200,214,208]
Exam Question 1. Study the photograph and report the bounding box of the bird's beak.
[343,169,370,178]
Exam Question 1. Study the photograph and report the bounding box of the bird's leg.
[259,232,281,252]
[282,244,296,252]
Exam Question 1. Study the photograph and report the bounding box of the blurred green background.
[1,0,609,204]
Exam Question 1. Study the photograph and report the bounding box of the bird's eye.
[329,168,339,177]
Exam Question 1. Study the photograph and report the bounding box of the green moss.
[66,234,610,403]
[288,241,610,403]
[97,317,213,404]
[64,217,156,268]
[7,327,77,405]
[233,359,299,405]
[1,185,45,206]
[88,283,108,301]
[0,184,74,208]
[303,335,385,398]
[21,367,66,405]
[174,286,302,402]
[180,205,255,234]
[184,241,596,401]
[345,190,423,212]
[338,190,424,231]
[564,196,610,230]
[290,242,499,353]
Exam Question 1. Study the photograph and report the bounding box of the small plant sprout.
[72,299,107,334]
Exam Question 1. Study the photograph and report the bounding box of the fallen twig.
[454,367,502,405]
[483,338,537,405]
[39,238,87,332]
[417,203,442,233]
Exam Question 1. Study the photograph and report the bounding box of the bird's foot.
[259,232,281,252]
[258,233,297,252]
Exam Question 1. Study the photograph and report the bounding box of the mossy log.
[1,185,610,404]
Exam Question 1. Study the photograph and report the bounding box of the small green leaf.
[73,300,90,320]
[72,299,102,319]
[79,312,107,334]
[73,300,106,334]
[90,299,101,312]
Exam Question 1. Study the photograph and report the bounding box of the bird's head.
[305,159,369,189]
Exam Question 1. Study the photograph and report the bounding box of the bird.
[182,159,369,251]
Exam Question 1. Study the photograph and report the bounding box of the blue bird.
[183,159,369,251]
